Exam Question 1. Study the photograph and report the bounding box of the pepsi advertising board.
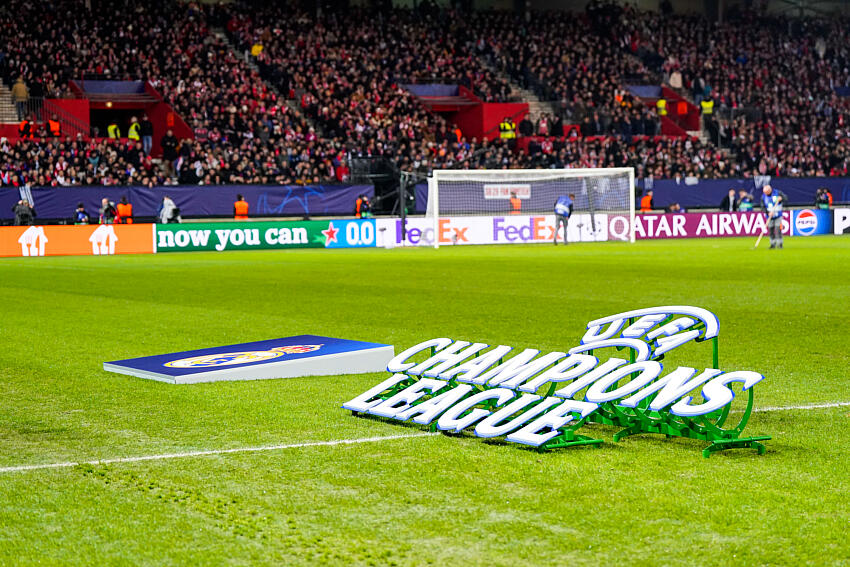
[791,209,832,236]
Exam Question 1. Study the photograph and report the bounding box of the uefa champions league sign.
[344,306,770,457]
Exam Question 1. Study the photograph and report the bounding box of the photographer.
[12,200,35,226]
[815,188,831,210]
[99,198,117,225]
[74,203,90,225]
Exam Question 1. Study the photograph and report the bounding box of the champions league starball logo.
[344,306,770,457]
[165,345,322,368]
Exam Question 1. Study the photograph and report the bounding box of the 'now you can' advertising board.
[155,219,377,252]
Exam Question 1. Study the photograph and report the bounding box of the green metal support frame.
[577,317,770,457]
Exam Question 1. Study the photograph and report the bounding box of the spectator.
[139,115,154,156]
[160,130,178,178]
[720,189,738,212]
[11,77,28,120]
[518,116,534,137]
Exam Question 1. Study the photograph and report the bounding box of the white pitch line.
[752,401,850,412]
[2,402,849,474]
[0,432,437,474]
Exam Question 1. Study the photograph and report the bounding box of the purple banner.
[640,177,850,208]
[414,177,850,213]
[0,184,374,221]
[402,84,460,97]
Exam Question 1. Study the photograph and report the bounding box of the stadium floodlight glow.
[344,306,770,458]
[425,167,636,247]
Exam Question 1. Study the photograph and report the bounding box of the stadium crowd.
[1,0,849,188]
[620,7,850,177]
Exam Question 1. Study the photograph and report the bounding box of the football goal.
[424,168,635,246]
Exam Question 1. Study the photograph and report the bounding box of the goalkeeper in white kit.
[554,194,575,245]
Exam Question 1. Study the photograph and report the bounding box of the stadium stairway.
[476,56,558,123]
[0,83,20,123]
[212,28,326,138]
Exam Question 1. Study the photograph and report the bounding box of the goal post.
[425,168,636,247]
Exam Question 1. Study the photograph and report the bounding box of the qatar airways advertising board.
[606,209,831,240]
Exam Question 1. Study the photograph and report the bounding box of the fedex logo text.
[394,219,470,245]
[492,217,550,242]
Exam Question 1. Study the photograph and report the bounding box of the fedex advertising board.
[376,215,609,247]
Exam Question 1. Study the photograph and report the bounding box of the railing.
[347,155,398,184]
[396,76,464,85]
[713,106,764,123]
[8,97,89,137]
[482,107,529,140]
[42,99,88,137]
[80,92,159,103]
[79,73,145,82]
[705,107,766,149]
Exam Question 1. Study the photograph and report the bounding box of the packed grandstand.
[1,0,849,192]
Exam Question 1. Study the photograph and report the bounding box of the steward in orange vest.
[48,116,61,138]
[640,190,654,213]
[116,196,133,224]
[234,195,249,219]
[510,192,522,214]
[19,118,32,139]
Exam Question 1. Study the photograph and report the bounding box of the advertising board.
[155,219,376,252]
[0,224,154,257]
[376,215,608,247]
[835,208,850,235]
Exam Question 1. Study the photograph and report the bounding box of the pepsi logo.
[795,209,818,236]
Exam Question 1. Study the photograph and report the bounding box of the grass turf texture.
[0,236,848,566]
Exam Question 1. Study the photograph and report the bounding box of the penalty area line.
[0,432,438,474]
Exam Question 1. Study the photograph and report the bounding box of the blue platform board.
[103,335,395,384]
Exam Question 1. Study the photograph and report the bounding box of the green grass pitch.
[1,236,849,565]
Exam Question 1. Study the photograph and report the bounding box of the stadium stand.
[0,0,848,188]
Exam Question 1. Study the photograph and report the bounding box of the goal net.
[424,168,635,247]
